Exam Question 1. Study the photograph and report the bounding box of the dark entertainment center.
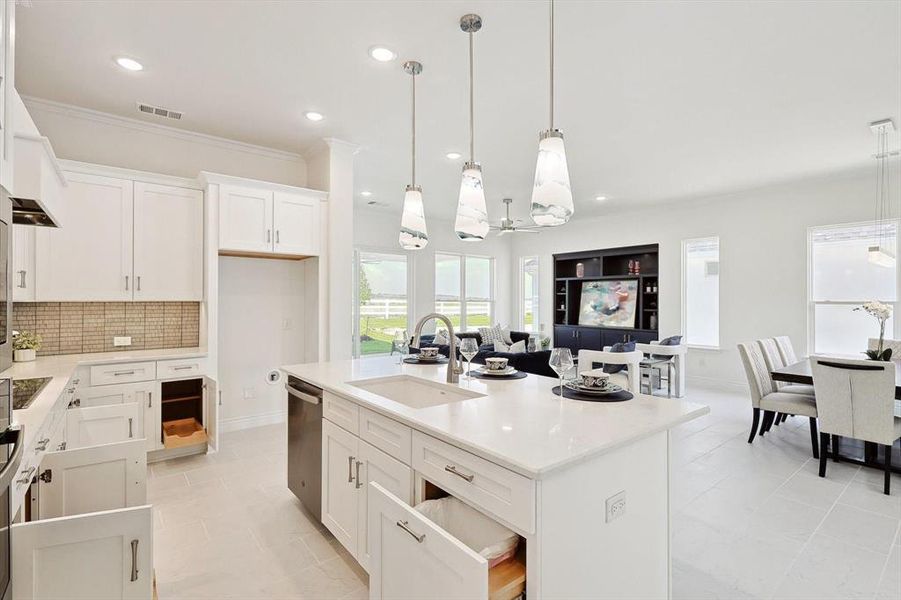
[553,243,660,353]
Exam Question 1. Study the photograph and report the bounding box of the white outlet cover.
[113,336,132,347]
[606,490,626,523]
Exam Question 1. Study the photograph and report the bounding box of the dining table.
[772,359,901,474]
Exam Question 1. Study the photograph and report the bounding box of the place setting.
[465,357,528,380]
[549,348,633,402]
[403,346,449,364]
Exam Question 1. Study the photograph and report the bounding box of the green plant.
[13,331,42,351]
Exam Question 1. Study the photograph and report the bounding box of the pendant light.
[399,60,429,250]
[454,13,490,241]
[868,119,896,268]
[530,0,574,227]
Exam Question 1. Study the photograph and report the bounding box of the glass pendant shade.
[454,162,489,241]
[399,185,428,250]
[530,130,573,226]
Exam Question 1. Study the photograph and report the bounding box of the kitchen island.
[281,356,709,599]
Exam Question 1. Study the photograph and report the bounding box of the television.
[577,279,639,328]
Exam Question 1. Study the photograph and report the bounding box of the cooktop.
[13,377,52,410]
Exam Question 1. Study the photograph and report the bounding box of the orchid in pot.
[13,330,42,362]
[855,301,893,361]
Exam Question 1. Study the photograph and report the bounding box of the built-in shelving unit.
[553,244,660,353]
[160,378,207,449]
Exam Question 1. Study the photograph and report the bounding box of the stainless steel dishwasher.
[286,376,322,520]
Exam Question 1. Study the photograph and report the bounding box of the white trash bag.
[415,496,519,567]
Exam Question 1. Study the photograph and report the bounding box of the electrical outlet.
[113,336,132,347]
[282,318,293,331]
[606,491,626,523]
[242,387,256,400]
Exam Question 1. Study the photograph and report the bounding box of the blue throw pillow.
[652,335,682,359]
[603,341,636,374]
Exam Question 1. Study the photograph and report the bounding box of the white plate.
[478,366,517,376]
[565,381,623,395]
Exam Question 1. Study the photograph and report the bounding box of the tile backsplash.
[12,302,201,356]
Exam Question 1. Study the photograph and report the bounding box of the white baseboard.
[686,375,747,392]
[220,410,286,433]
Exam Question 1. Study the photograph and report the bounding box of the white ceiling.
[15,0,901,222]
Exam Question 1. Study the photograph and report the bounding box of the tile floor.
[149,384,901,600]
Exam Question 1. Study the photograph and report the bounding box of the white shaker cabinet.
[133,182,203,301]
[76,381,161,452]
[12,224,35,301]
[273,191,321,256]
[35,172,134,301]
[0,0,15,194]
[219,184,274,253]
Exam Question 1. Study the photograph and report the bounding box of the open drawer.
[368,482,525,600]
[12,437,152,599]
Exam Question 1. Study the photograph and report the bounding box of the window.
[353,250,410,357]
[435,253,494,331]
[682,237,720,347]
[808,222,897,354]
[521,257,540,332]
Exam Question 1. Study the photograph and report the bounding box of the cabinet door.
[0,0,14,194]
[368,482,488,600]
[133,182,203,301]
[76,382,160,452]
[578,327,602,350]
[12,505,153,600]
[203,376,218,452]
[12,224,35,301]
[37,438,147,519]
[219,184,273,253]
[322,418,358,557]
[553,326,580,353]
[66,403,141,450]
[356,439,412,573]
[273,191,320,256]
[35,173,134,301]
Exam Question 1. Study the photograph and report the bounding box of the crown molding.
[198,171,327,199]
[22,95,305,163]
[324,138,362,155]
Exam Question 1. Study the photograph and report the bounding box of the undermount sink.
[347,375,483,409]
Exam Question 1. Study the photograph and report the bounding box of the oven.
[0,378,22,600]
[0,187,10,374]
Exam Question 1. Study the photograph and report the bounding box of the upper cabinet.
[0,0,16,194]
[215,177,325,259]
[133,182,203,301]
[31,170,204,302]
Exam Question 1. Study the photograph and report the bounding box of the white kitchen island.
[281,357,708,600]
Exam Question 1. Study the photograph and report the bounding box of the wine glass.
[394,330,408,364]
[459,338,479,380]
[549,348,574,397]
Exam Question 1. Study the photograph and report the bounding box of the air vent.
[136,102,183,121]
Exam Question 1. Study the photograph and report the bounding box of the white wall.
[353,207,513,335]
[217,256,307,429]
[510,167,898,387]
[24,97,307,185]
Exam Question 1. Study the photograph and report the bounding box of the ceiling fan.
[489,198,542,235]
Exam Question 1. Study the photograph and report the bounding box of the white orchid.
[856,301,893,360]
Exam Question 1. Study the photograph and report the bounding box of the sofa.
[411,331,557,378]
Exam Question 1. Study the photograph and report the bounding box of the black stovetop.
[13,377,52,410]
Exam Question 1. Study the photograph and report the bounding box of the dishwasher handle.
[285,383,321,405]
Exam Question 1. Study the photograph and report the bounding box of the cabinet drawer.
[412,431,535,534]
[359,408,411,465]
[157,357,204,379]
[89,361,156,386]
[324,392,359,435]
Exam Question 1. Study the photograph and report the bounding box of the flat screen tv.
[577,279,639,328]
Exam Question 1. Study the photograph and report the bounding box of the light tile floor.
[149,384,901,600]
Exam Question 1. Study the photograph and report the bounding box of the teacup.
[419,347,439,360]
[485,357,509,371]
[581,373,610,389]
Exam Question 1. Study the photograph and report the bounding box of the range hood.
[11,92,67,228]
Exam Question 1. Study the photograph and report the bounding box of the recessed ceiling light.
[446,152,462,160]
[368,46,397,62]
[115,57,144,71]
[360,191,372,197]
[595,195,607,201]
[304,111,324,122]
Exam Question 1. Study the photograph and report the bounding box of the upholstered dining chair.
[774,335,799,366]
[737,342,819,457]
[758,338,817,426]
[811,356,901,495]
[578,348,642,392]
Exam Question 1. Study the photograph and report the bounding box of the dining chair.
[810,356,901,495]
[737,342,819,457]
[578,348,642,392]
[774,335,798,365]
[759,338,816,396]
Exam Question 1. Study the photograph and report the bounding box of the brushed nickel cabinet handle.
[148,392,152,408]
[113,370,135,376]
[444,465,474,482]
[354,460,363,489]
[16,466,36,486]
[276,230,280,244]
[396,520,425,543]
[125,275,129,291]
[128,418,134,439]
[130,539,139,582]
[17,270,25,288]
[136,276,141,291]
[347,456,355,483]
[266,229,272,244]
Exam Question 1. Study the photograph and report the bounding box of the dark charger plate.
[551,385,633,402]
[465,370,528,380]
[403,356,448,365]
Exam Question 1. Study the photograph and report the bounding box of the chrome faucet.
[411,313,464,383]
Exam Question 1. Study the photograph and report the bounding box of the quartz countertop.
[281,357,709,479]
[3,347,207,448]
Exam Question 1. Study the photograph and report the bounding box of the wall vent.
[136,102,183,121]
